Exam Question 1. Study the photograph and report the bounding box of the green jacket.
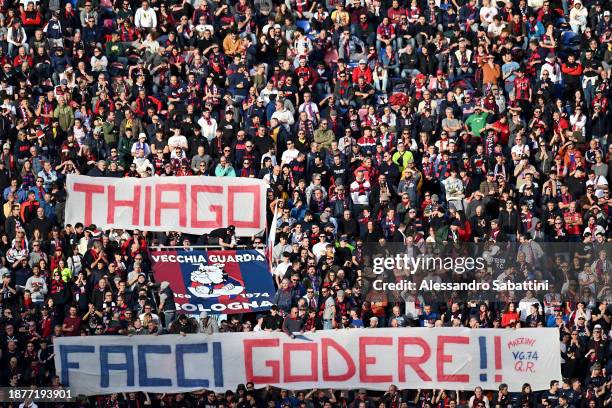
[313,129,335,151]
[392,150,414,173]
[435,225,451,243]
[53,105,74,132]
[117,136,134,160]
[101,121,117,145]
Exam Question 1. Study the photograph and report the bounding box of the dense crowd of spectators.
[0,0,609,403]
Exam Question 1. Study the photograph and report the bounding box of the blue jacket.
[526,20,545,41]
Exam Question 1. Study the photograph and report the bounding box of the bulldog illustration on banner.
[188,263,245,298]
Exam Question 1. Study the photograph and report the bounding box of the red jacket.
[561,62,583,76]
[133,95,162,117]
[458,220,472,241]
[295,66,319,86]
[13,54,33,68]
[352,65,373,84]
[20,199,40,223]
[20,10,41,26]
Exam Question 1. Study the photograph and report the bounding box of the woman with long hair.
[52,259,72,283]
[29,229,43,249]
[477,303,493,327]
[501,302,520,327]
[520,384,535,408]
[67,245,83,276]
[49,270,70,322]
[20,160,35,189]
[71,271,89,314]
[323,270,337,286]
[398,168,418,208]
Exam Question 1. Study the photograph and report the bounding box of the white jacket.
[25,276,47,303]
[134,7,157,28]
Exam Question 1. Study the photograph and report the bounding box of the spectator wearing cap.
[208,224,237,248]
[569,0,588,33]
[132,132,151,157]
[198,311,219,334]
[0,143,16,177]
[88,127,110,161]
[586,324,606,366]
[584,363,605,389]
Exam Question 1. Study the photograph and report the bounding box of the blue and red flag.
[151,249,275,315]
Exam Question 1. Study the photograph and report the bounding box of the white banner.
[65,175,267,236]
[55,328,561,395]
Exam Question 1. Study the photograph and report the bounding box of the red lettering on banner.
[243,339,280,383]
[107,185,141,225]
[321,338,356,381]
[144,186,152,226]
[283,343,318,382]
[155,184,187,227]
[359,337,393,383]
[67,176,267,234]
[398,337,432,382]
[436,336,470,382]
[73,183,105,226]
[191,186,223,228]
[228,185,260,228]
